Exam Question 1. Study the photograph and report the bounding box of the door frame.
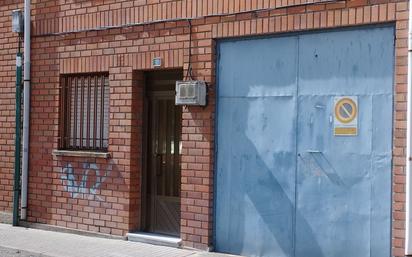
[141,69,183,235]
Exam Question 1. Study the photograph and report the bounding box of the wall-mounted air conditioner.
[175,80,207,106]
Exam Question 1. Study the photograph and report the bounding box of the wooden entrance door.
[145,72,182,237]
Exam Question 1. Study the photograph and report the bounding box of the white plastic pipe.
[406,0,412,252]
[21,0,31,220]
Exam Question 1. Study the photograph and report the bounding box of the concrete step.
[127,232,182,248]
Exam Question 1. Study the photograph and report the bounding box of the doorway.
[143,70,182,237]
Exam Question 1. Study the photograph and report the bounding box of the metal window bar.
[60,73,109,151]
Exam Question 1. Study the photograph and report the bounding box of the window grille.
[59,73,109,151]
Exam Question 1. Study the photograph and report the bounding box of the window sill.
[52,150,111,159]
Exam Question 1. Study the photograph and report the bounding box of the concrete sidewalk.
[0,224,237,257]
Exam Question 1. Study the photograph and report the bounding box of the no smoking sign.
[334,96,358,136]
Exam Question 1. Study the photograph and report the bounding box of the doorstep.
[127,232,182,248]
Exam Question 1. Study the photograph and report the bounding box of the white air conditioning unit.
[175,80,207,106]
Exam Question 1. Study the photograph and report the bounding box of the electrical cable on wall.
[34,0,339,37]
[185,19,194,81]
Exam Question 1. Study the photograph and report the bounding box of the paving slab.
[0,246,52,257]
[0,224,239,257]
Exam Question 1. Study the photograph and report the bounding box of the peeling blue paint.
[215,26,394,257]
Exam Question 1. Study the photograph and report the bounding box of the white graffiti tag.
[61,162,112,201]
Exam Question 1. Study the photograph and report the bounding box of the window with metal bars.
[59,73,110,151]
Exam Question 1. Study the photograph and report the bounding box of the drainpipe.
[12,50,23,226]
[406,0,412,252]
[21,0,31,221]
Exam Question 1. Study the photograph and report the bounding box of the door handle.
[156,154,167,176]
[156,154,162,176]
[298,150,321,157]
[307,150,322,153]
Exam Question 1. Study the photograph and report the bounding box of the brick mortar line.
[33,0,340,37]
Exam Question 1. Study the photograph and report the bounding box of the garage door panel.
[295,95,374,155]
[370,154,392,257]
[216,96,297,257]
[296,95,372,257]
[218,36,298,98]
[372,94,394,154]
[294,95,393,257]
[215,26,394,257]
[298,27,394,96]
[295,26,393,257]
[296,153,372,257]
[370,94,393,257]
[295,181,371,257]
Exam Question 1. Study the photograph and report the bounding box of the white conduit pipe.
[21,0,31,220]
[406,0,412,252]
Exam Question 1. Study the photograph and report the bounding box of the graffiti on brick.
[61,162,113,201]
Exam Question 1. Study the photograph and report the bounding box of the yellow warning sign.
[334,96,358,136]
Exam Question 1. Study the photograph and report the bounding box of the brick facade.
[0,0,409,255]
[0,1,22,218]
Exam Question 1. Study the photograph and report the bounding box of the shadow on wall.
[250,101,323,257]
[217,93,324,257]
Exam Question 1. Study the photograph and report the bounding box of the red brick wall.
[0,0,22,217]
[0,0,409,255]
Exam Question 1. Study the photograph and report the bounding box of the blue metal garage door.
[215,26,394,257]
